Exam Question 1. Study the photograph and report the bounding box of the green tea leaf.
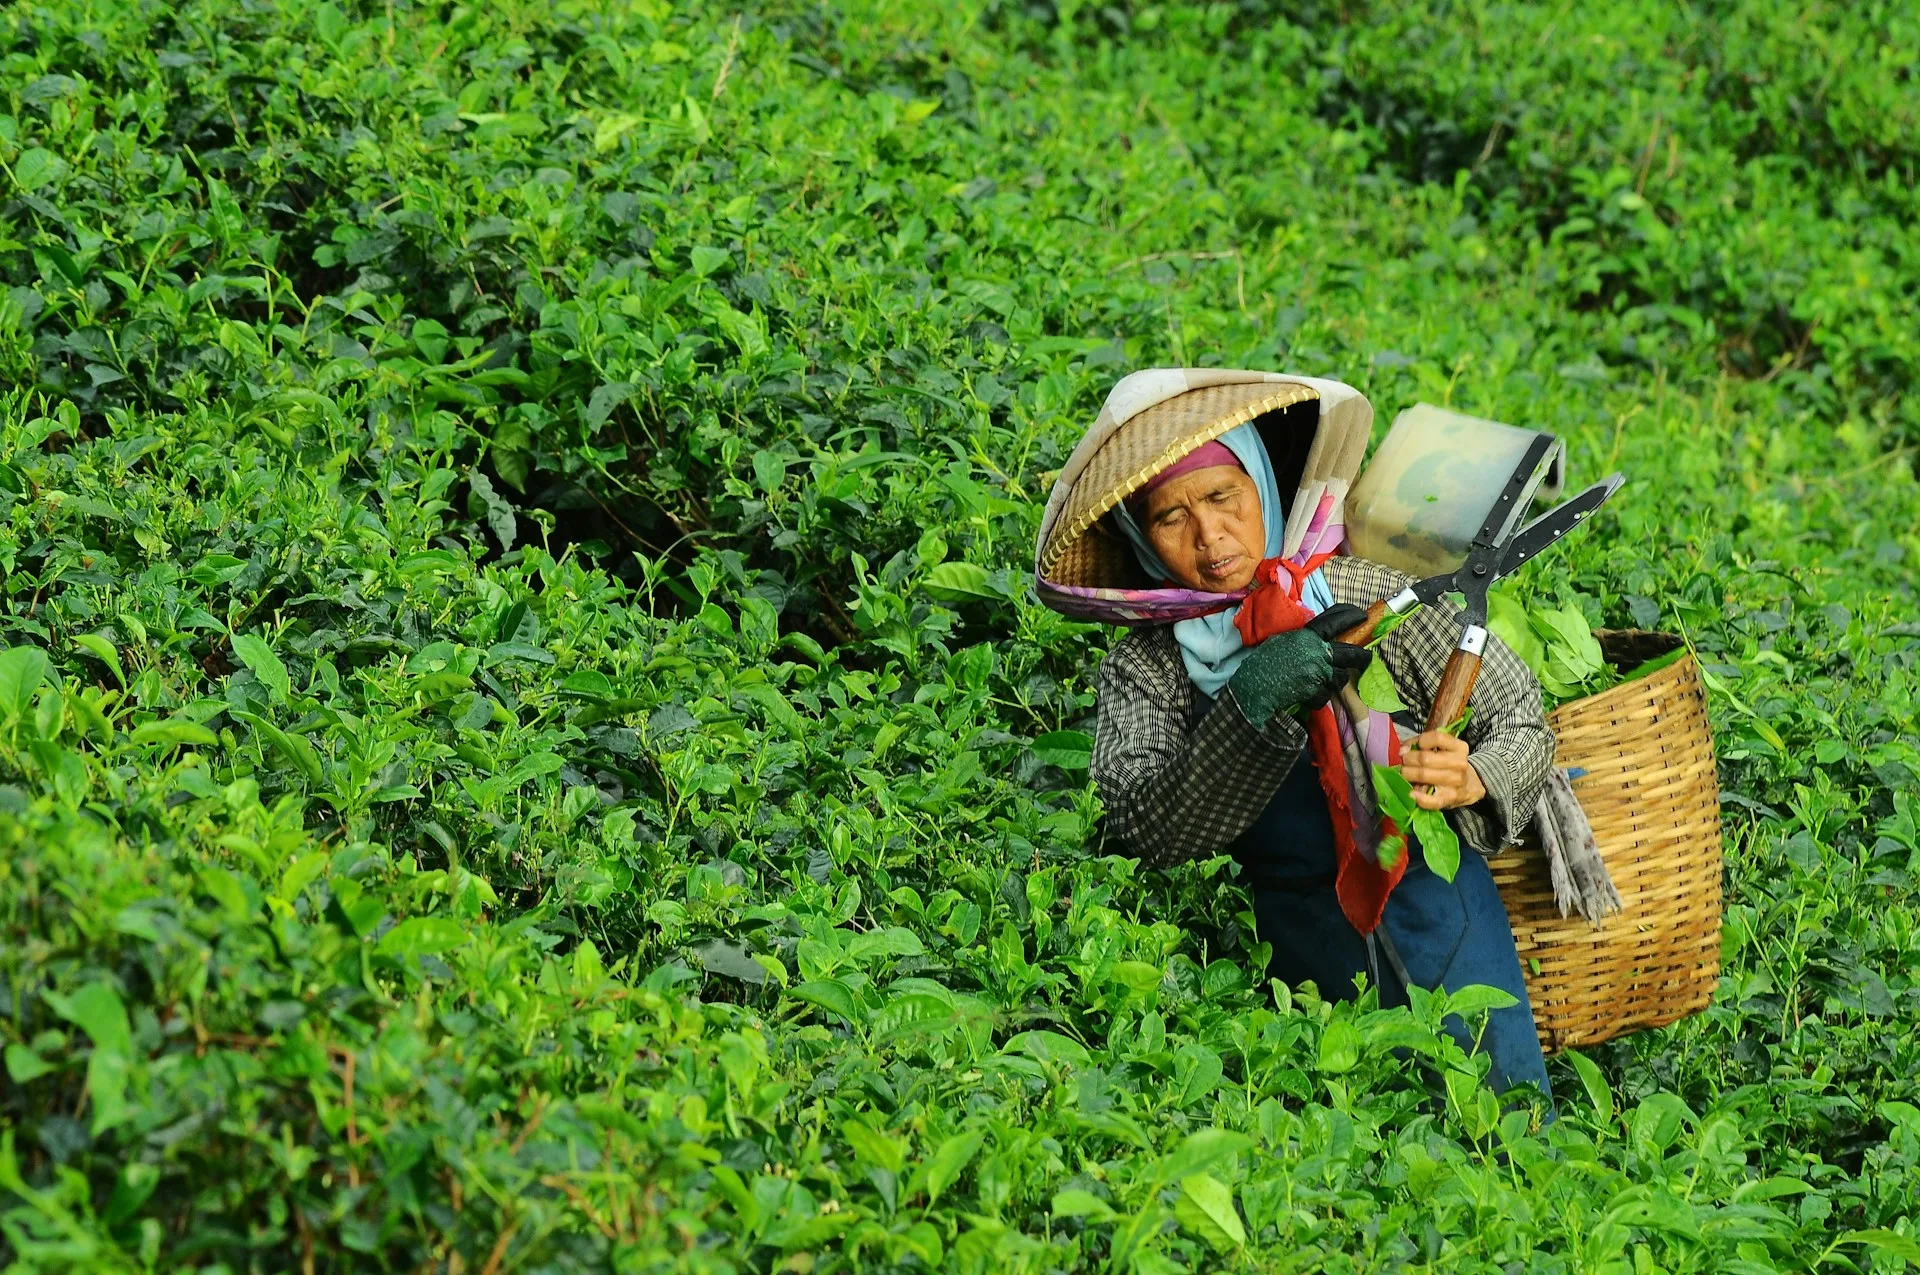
[1172,1042,1224,1106]
[72,633,124,686]
[1529,604,1585,651]
[584,382,634,428]
[313,2,348,42]
[1365,605,1419,647]
[1050,1189,1116,1219]
[5,1044,55,1084]
[1545,640,1603,688]
[1001,1030,1091,1069]
[49,981,132,1057]
[1318,1018,1360,1073]
[103,1162,160,1228]
[189,554,249,586]
[1356,658,1407,712]
[1155,1128,1253,1186]
[232,636,286,694]
[1878,1101,1920,1139]
[1412,807,1461,882]
[399,549,461,576]
[467,469,518,550]
[1032,729,1093,770]
[1486,589,1545,671]
[44,981,133,1132]
[751,449,786,495]
[13,147,63,190]
[846,926,924,964]
[789,979,862,1022]
[87,1053,133,1134]
[1601,1184,1700,1237]
[131,719,219,748]
[277,851,331,903]
[1836,1231,1920,1266]
[1566,617,1606,672]
[375,917,467,958]
[1563,1048,1614,1125]
[840,1119,907,1174]
[922,1129,984,1205]
[198,866,259,920]
[1173,1172,1246,1252]
[1371,762,1417,823]
[923,561,1011,603]
[1534,606,1606,688]
[691,939,769,984]
[231,710,324,783]
[0,646,51,720]
[1621,645,1687,683]
[1442,984,1518,1018]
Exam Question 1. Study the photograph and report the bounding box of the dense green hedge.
[2,1,1918,1271]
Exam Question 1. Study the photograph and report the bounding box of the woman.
[1035,370,1555,1100]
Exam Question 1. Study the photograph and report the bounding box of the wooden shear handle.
[1333,599,1388,647]
[1331,598,1482,732]
[1424,645,1483,733]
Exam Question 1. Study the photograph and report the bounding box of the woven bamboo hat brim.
[1037,381,1320,583]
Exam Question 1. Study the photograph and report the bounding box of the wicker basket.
[1488,630,1724,1054]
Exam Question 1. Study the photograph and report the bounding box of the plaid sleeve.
[1323,557,1555,855]
[1090,628,1310,868]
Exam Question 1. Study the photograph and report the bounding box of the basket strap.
[1368,927,1416,996]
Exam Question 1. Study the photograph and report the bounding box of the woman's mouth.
[1200,553,1241,580]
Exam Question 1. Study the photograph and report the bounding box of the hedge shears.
[1338,433,1625,731]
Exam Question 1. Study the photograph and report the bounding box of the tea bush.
[2,0,1918,1271]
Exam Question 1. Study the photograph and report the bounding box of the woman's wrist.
[1457,761,1488,807]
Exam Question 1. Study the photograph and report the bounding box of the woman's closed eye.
[1154,489,1235,527]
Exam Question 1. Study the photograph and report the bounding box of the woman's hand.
[1400,732,1487,811]
[1227,604,1373,729]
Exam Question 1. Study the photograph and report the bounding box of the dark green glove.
[1228,603,1375,729]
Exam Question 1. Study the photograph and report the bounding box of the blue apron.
[1233,756,1553,1101]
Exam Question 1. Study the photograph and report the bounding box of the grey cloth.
[1091,555,1556,869]
[1537,767,1623,922]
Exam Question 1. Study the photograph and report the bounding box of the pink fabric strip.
[1365,712,1395,767]
[1140,440,1239,495]
[1296,493,1335,550]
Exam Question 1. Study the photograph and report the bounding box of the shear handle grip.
[1333,599,1388,647]
[1424,649,1483,734]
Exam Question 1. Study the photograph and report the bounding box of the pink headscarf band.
[1127,439,1242,510]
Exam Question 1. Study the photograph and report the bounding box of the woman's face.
[1142,464,1265,592]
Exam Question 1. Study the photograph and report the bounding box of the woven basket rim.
[1548,631,1692,716]
[1592,627,1685,665]
[1036,382,1319,579]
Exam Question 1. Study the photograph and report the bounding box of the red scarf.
[1234,555,1405,935]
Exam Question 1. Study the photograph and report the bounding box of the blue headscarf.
[1112,422,1335,697]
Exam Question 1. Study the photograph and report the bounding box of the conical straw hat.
[1033,370,1375,622]
[1037,380,1320,585]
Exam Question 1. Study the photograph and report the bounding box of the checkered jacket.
[1090,556,1553,868]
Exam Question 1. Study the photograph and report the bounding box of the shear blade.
[1494,473,1626,578]
[1400,472,1623,607]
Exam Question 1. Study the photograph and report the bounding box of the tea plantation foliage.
[3,0,1919,1270]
